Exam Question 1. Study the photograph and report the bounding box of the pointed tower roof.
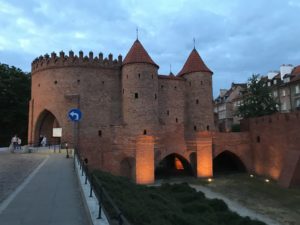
[177,49,212,76]
[123,39,158,68]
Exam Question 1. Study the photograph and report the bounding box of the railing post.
[82,163,84,176]
[97,194,102,219]
[89,176,93,197]
[85,172,88,184]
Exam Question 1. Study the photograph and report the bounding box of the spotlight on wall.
[207,178,213,182]
[250,174,254,178]
[265,179,270,183]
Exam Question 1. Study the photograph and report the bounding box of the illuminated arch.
[155,153,194,178]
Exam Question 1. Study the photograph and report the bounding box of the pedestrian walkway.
[0,154,89,225]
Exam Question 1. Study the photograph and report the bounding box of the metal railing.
[75,152,132,225]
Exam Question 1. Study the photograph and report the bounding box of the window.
[98,130,102,137]
[189,81,191,86]
[54,80,58,84]
[167,110,169,116]
[155,94,157,100]
[143,130,147,135]
[135,93,139,99]
[256,136,260,143]
[282,90,286,97]
[138,73,140,78]
[152,74,153,79]
[274,79,277,85]
[122,89,124,94]
[296,99,300,107]
[267,82,271,87]
[38,83,40,87]
[194,125,197,131]
[196,99,199,104]
[77,79,80,83]
[281,102,287,110]
[161,85,164,89]
[295,85,300,94]
[102,81,104,84]
[200,81,203,85]
[174,86,177,90]
[176,118,178,123]
[206,125,210,131]
[126,74,128,79]
[273,91,278,97]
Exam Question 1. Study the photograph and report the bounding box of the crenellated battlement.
[31,50,123,74]
[250,112,300,125]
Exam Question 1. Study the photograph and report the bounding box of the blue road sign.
[68,109,82,121]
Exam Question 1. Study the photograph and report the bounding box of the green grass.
[93,171,266,225]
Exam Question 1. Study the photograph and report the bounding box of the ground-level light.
[250,174,254,178]
[265,179,270,183]
[207,178,213,182]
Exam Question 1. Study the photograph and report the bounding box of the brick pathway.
[0,151,47,203]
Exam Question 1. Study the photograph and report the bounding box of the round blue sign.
[68,109,82,121]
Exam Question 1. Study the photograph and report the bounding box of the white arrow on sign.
[70,111,79,120]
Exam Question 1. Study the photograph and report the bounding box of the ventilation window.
[152,74,154,79]
[206,125,210,131]
[189,81,191,86]
[126,74,128,79]
[143,129,147,135]
[257,136,260,143]
[200,81,203,85]
[196,99,199,104]
[102,81,104,84]
[54,80,58,84]
[167,110,169,116]
[138,73,141,78]
[155,94,157,100]
[194,126,197,131]
[161,85,164,89]
[38,83,40,87]
[174,86,177,90]
[77,79,80,83]
[98,130,102,137]
[135,93,139,99]
[176,118,178,123]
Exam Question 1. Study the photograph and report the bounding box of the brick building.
[28,39,215,184]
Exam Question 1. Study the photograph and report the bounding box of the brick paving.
[0,151,47,203]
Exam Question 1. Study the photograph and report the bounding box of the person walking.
[11,135,18,152]
[17,137,22,150]
[41,136,47,147]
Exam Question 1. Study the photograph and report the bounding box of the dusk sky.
[0,0,300,97]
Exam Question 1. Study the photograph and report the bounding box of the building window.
[274,79,277,85]
[54,80,58,84]
[256,136,260,143]
[176,118,178,123]
[267,82,271,87]
[174,86,177,90]
[155,94,157,100]
[296,99,300,108]
[98,130,102,137]
[206,125,210,131]
[38,83,40,87]
[295,85,300,94]
[194,125,197,131]
[200,81,203,85]
[135,93,139,99]
[77,79,80,83]
[196,99,199,104]
[126,74,128,79]
[152,74,153,79]
[143,129,147,135]
[281,102,287,110]
[167,110,169,116]
[138,73,141,78]
[161,85,164,89]
[273,91,278,97]
[282,89,286,97]
[189,81,191,86]
[102,81,104,84]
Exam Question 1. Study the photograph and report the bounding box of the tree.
[237,74,278,118]
[0,63,31,146]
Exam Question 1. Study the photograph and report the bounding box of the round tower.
[177,48,214,133]
[122,39,159,136]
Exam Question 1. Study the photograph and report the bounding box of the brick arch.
[155,153,194,178]
[34,109,61,146]
[213,150,247,174]
[120,157,136,180]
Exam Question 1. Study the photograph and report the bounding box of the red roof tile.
[177,49,212,76]
[123,39,158,67]
[291,65,300,76]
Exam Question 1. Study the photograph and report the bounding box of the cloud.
[0,0,299,97]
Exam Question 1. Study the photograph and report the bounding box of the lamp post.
[66,143,69,158]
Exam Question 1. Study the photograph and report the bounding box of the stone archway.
[213,150,246,174]
[34,110,60,146]
[155,153,194,178]
[120,157,136,180]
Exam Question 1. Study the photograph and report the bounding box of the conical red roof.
[177,49,212,76]
[123,39,158,67]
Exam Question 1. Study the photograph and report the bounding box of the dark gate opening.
[34,110,60,146]
[155,153,194,179]
[213,150,246,175]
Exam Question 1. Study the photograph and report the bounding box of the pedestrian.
[41,136,47,147]
[11,135,18,152]
[17,137,22,150]
[38,135,43,147]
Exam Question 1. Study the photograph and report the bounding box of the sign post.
[68,109,82,159]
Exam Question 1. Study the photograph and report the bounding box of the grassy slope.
[93,171,265,225]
